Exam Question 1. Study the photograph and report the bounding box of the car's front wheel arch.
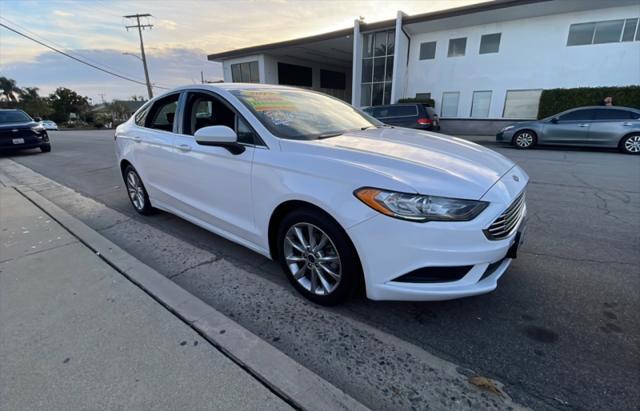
[512,129,538,149]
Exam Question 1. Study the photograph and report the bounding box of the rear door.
[589,108,640,147]
[542,108,595,145]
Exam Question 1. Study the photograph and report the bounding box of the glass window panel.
[441,92,460,117]
[385,56,394,82]
[373,57,385,82]
[387,30,395,55]
[240,63,251,82]
[593,20,624,44]
[479,33,501,54]
[471,91,492,118]
[567,22,596,46]
[419,41,436,60]
[372,83,384,106]
[594,108,637,120]
[447,38,466,57]
[362,58,373,83]
[622,18,638,42]
[503,90,542,119]
[362,33,374,58]
[249,61,259,83]
[374,31,387,56]
[383,82,392,105]
[231,64,241,82]
[559,109,596,121]
[361,84,372,106]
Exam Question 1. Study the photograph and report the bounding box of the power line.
[0,22,163,89]
[124,13,154,99]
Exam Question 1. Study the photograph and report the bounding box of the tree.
[48,87,91,123]
[0,76,22,104]
[18,87,53,118]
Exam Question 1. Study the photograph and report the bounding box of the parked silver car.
[496,106,640,154]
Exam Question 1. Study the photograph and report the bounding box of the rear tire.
[619,134,640,154]
[123,165,154,215]
[512,130,537,149]
[276,208,361,305]
[40,144,51,153]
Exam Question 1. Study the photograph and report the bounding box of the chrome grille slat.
[484,192,526,240]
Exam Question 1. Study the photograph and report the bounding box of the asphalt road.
[5,130,639,410]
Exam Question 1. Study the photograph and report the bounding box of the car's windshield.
[230,88,382,140]
[0,110,32,124]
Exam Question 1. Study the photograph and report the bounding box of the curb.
[15,185,369,411]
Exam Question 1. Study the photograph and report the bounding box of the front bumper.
[496,129,515,143]
[0,134,49,151]
[347,165,529,301]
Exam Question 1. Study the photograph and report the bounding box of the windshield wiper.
[316,132,343,139]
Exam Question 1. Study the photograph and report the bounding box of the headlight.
[354,188,488,222]
[31,124,46,132]
[501,125,515,132]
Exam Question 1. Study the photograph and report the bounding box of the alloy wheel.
[126,170,145,211]
[515,132,534,148]
[624,135,640,153]
[283,223,342,296]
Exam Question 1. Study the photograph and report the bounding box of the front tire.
[620,134,640,154]
[512,130,536,149]
[276,208,361,305]
[40,144,51,153]
[123,165,154,215]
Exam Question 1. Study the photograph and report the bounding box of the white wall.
[403,5,640,118]
[390,11,409,104]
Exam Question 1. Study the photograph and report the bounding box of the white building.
[208,0,640,133]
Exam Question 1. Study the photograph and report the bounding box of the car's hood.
[281,128,516,200]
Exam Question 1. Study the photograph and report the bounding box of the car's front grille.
[484,192,526,240]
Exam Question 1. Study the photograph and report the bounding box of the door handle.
[176,144,192,152]
[623,122,633,126]
[578,124,590,127]
[132,136,142,142]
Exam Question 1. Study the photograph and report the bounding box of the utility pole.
[124,13,153,99]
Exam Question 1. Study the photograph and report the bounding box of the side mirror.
[550,117,559,124]
[194,125,245,154]
[34,117,42,122]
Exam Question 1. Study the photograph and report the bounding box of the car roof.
[569,106,640,112]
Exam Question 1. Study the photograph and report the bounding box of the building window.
[231,61,259,83]
[441,92,460,117]
[479,33,501,54]
[567,18,639,46]
[320,70,346,89]
[415,92,431,100]
[503,89,542,119]
[447,37,466,57]
[278,62,312,87]
[361,29,395,106]
[471,91,492,118]
[419,41,436,60]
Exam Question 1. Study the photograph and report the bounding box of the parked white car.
[115,84,528,305]
[40,120,58,130]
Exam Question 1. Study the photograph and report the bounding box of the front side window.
[232,88,380,140]
[147,94,179,132]
[419,41,436,60]
[558,109,595,122]
[447,37,466,57]
[231,61,259,83]
[441,92,460,117]
[479,33,501,54]
[184,92,256,144]
[134,102,151,126]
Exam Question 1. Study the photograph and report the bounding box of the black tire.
[123,165,154,215]
[276,208,362,305]
[40,144,51,153]
[619,134,640,155]
[512,130,537,149]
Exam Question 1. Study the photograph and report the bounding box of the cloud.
[53,10,74,17]
[155,19,177,31]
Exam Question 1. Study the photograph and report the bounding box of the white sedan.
[115,84,528,305]
[40,120,58,130]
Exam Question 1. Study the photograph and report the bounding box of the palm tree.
[0,76,22,103]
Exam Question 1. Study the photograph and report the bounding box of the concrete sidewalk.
[0,186,291,410]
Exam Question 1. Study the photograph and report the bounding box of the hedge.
[398,97,435,108]
[538,85,640,119]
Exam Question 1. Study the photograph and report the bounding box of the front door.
[169,90,258,241]
[542,108,595,145]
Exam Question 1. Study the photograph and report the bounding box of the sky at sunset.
[0,0,485,102]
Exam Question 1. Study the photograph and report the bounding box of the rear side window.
[558,109,596,121]
[594,109,639,120]
[147,94,180,132]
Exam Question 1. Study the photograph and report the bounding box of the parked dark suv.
[363,103,440,131]
[0,109,51,153]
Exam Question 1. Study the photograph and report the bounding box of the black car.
[0,109,51,153]
[363,103,440,131]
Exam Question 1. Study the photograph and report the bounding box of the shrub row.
[538,85,640,119]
